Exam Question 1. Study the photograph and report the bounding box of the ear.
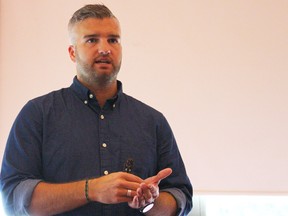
[68,45,76,62]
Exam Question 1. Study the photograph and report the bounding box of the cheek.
[115,48,122,62]
[77,49,95,62]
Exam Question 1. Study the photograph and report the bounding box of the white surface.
[1,0,288,194]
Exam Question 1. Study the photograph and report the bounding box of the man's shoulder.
[29,87,71,103]
[121,93,163,117]
[22,87,71,113]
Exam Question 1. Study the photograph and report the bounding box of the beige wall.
[1,0,288,195]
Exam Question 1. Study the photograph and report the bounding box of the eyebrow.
[83,34,120,39]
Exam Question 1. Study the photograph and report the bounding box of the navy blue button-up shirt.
[0,77,192,215]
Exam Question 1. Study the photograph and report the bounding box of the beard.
[75,51,121,87]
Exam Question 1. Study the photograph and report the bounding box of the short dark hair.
[68,4,117,44]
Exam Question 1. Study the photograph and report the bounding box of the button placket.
[99,111,110,176]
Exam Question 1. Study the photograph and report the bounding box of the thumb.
[144,168,172,184]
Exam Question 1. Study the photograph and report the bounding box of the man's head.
[68,4,122,87]
[68,4,117,45]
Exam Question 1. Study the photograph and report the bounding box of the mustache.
[94,56,112,64]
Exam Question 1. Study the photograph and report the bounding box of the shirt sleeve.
[156,114,193,215]
[13,179,42,215]
[161,188,187,216]
[0,100,44,215]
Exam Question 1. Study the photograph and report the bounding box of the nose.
[98,40,111,55]
[98,50,111,55]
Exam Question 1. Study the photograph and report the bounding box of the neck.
[92,82,117,108]
[78,77,118,108]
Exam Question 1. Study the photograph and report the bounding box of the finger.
[148,184,159,199]
[140,197,146,207]
[135,187,151,208]
[128,196,140,208]
[129,195,147,209]
[121,172,143,183]
[156,168,173,181]
[136,194,146,208]
[140,183,154,203]
[119,173,144,191]
[123,188,137,198]
[114,177,141,192]
[144,168,173,185]
[136,187,143,197]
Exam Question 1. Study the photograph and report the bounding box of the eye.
[108,38,120,44]
[86,38,98,43]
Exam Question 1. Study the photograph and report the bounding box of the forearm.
[146,192,177,216]
[28,172,143,215]
[29,180,87,216]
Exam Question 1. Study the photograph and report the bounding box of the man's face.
[69,17,122,85]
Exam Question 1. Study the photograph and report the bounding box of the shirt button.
[113,104,116,108]
[104,170,109,175]
[100,115,105,120]
[84,100,88,104]
[102,143,107,148]
[89,94,93,99]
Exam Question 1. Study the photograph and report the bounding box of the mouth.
[95,58,111,64]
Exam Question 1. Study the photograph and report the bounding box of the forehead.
[73,17,121,37]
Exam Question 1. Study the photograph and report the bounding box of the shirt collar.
[70,76,123,108]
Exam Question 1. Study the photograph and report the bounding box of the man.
[0,4,192,216]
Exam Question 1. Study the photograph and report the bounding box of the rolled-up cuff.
[13,179,42,215]
[160,188,187,216]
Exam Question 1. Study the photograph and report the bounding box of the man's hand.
[128,168,172,209]
[89,172,143,204]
